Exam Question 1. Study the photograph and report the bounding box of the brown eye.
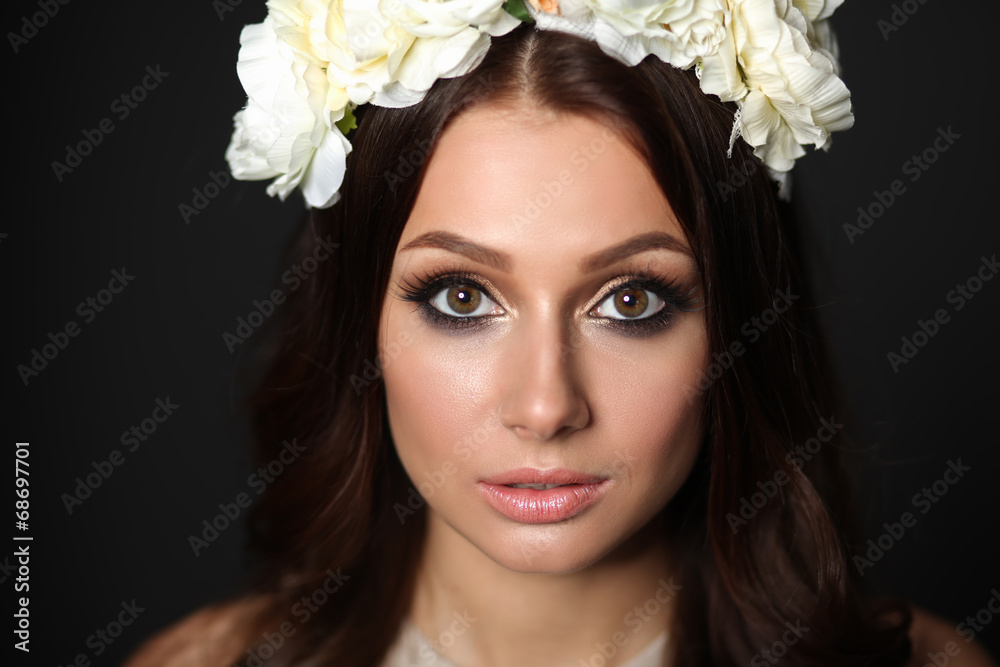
[614,289,648,318]
[446,285,480,314]
[593,287,664,320]
[429,284,498,318]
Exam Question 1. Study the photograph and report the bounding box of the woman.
[127,2,996,665]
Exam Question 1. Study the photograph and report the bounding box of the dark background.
[3,0,997,663]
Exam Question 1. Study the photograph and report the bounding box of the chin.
[459,509,657,575]
[485,530,614,574]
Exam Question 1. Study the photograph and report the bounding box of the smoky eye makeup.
[392,261,703,335]
[585,271,702,337]
[393,266,506,331]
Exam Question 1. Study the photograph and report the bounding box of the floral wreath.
[224,0,854,209]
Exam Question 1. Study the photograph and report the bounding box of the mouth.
[478,468,609,524]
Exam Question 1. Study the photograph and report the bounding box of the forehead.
[396,102,688,266]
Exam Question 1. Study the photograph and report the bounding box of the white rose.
[371,0,519,105]
[268,0,518,107]
[225,14,352,208]
[386,0,520,38]
[792,0,843,73]
[226,0,522,205]
[264,0,388,107]
[699,0,853,172]
[791,0,842,22]
[528,0,728,68]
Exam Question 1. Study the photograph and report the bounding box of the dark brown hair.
[233,23,913,666]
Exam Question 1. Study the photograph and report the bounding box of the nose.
[497,319,591,441]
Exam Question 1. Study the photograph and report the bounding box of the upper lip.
[480,468,606,486]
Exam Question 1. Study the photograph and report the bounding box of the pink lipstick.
[478,468,609,523]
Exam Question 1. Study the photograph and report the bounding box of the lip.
[478,468,609,524]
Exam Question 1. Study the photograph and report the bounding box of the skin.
[378,102,709,666]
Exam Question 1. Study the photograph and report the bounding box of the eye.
[591,286,666,320]
[427,284,501,318]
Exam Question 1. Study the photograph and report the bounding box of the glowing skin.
[378,105,709,667]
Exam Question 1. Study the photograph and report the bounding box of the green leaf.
[503,0,535,24]
[336,106,358,135]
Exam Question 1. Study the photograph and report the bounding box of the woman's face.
[378,103,709,574]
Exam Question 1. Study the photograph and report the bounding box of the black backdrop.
[3,0,998,663]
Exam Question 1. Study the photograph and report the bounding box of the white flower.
[225,0,856,207]
[528,0,728,68]
[225,14,351,208]
[374,0,520,105]
[226,0,519,206]
[270,0,517,106]
[698,0,853,172]
[792,0,842,22]
[387,0,521,39]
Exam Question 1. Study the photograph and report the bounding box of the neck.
[409,511,677,667]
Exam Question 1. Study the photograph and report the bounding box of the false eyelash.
[395,266,502,331]
[394,264,703,335]
[588,271,702,337]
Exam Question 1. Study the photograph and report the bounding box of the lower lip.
[478,481,608,524]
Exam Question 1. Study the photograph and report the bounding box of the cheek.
[380,312,503,483]
[588,316,709,498]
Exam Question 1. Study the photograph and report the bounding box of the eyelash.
[395,265,701,335]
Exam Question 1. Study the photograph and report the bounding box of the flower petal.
[299,127,353,208]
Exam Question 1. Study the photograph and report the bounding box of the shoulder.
[907,603,998,667]
[123,595,272,667]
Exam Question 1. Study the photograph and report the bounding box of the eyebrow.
[398,230,693,272]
